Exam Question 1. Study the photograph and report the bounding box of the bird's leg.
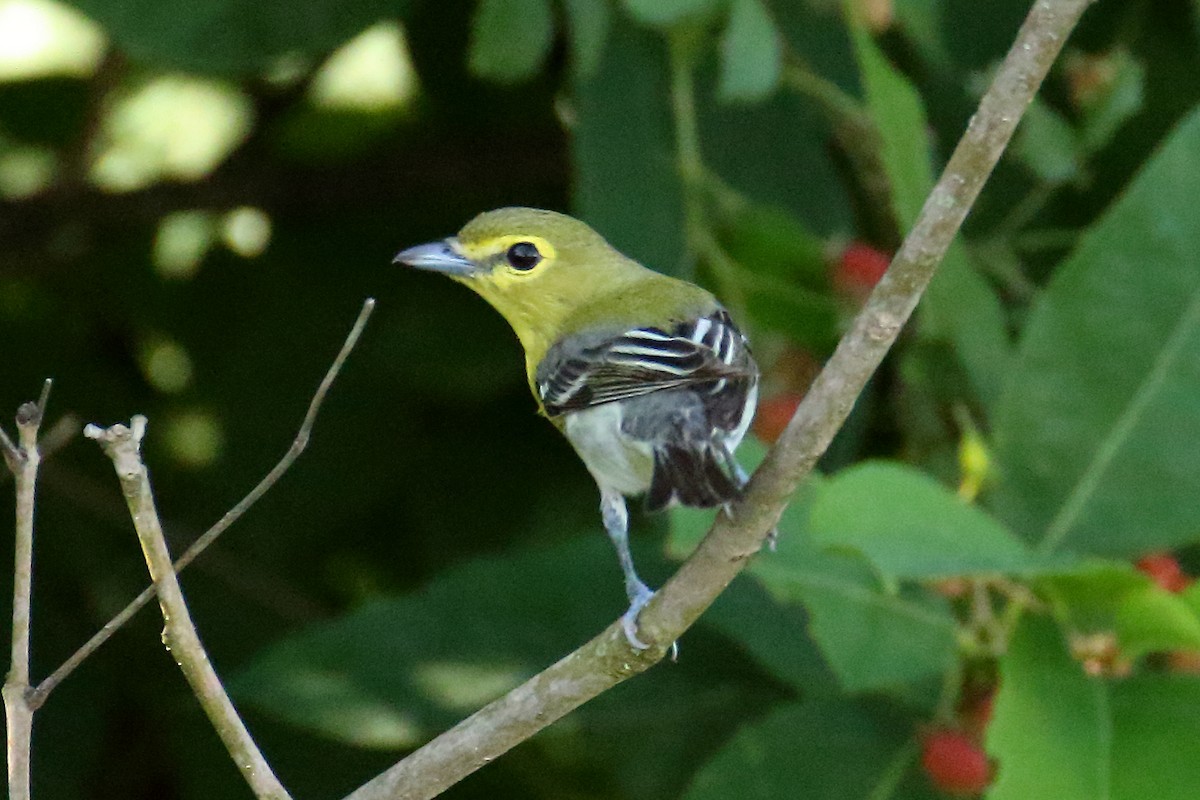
[600,489,654,650]
[725,448,777,551]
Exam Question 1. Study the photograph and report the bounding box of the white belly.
[562,403,654,496]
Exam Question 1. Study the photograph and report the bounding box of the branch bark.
[345,1,1094,798]
[85,417,291,800]
[3,380,50,800]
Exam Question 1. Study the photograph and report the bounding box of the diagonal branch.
[344,1,1094,798]
[85,418,291,800]
[30,298,375,709]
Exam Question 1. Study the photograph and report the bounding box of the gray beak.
[393,239,477,277]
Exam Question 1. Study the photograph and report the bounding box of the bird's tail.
[646,442,742,512]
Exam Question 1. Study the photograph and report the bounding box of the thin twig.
[30,299,375,708]
[0,426,17,468]
[0,413,78,488]
[344,2,1092,798]
[3,380,50,800]
[85,418,291,800]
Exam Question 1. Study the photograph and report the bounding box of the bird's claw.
[620,584,679,658]
[620,584,655,650]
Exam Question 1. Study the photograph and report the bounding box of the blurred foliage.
[2,0,1200,798]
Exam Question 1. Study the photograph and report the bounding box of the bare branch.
[3,383,49,800]
[345,2,1093,798]
[30,299,375,708]
[85,417,291,800]
[0,413,80,489]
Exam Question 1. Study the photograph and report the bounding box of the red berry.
[921,730,992,797]
[1136,552,1192,593]
[834,242,891,296]
[752,393,803,445]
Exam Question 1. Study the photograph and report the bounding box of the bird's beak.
[393,239,478,277]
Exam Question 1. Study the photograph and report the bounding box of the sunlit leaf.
[59,0,409,73]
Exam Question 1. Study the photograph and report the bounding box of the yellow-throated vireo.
[395,208,759,649]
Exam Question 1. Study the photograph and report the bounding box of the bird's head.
[395,207,648,358]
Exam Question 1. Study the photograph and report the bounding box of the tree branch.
[344,1,1093,798]
[30,298,375,709]
[85,417,291,800]
[3,379,50,800]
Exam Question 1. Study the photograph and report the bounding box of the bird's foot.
[620,583,679,659]
[620,583,655,651]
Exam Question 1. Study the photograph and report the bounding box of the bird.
[394,208,759,650]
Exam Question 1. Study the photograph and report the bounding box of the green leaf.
[233,536,631,746]
[58,0,406,73]
[808,461,1036,581]
[753,553,958,692]
[683,699,913,800]
[233,536,780,798]
[717,0,782,103]
[1038,561,1152,632]
[1036,559,1200,661]
[990,616,1200,800]
[671,459,956,693]
[572,16,687,274]
[1110,676,1200,800]
[620,0,719,28]
[1077,49,1145,154]
[1116,586,1200,660]
[892,0,953,71]
[716,203,829,290]
[988,616,1112,800]
[848,21,930,227]
[1014,98,1084,185]
[921,245,1012,410]
[564,0,612,79]
[701,579,839,694]
[703,8,856,237]
[848,18,1010,410]
[740,274,840,352]
[992,106,1200,555]
[468,0,555,83]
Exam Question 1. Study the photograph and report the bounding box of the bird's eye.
[506,242,542,271]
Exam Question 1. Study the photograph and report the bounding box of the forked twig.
[86,417,291,799]
[30,299,375,709]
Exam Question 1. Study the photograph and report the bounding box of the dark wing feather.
[538,311,754,417]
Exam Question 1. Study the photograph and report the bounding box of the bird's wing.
[537,311,755,416]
